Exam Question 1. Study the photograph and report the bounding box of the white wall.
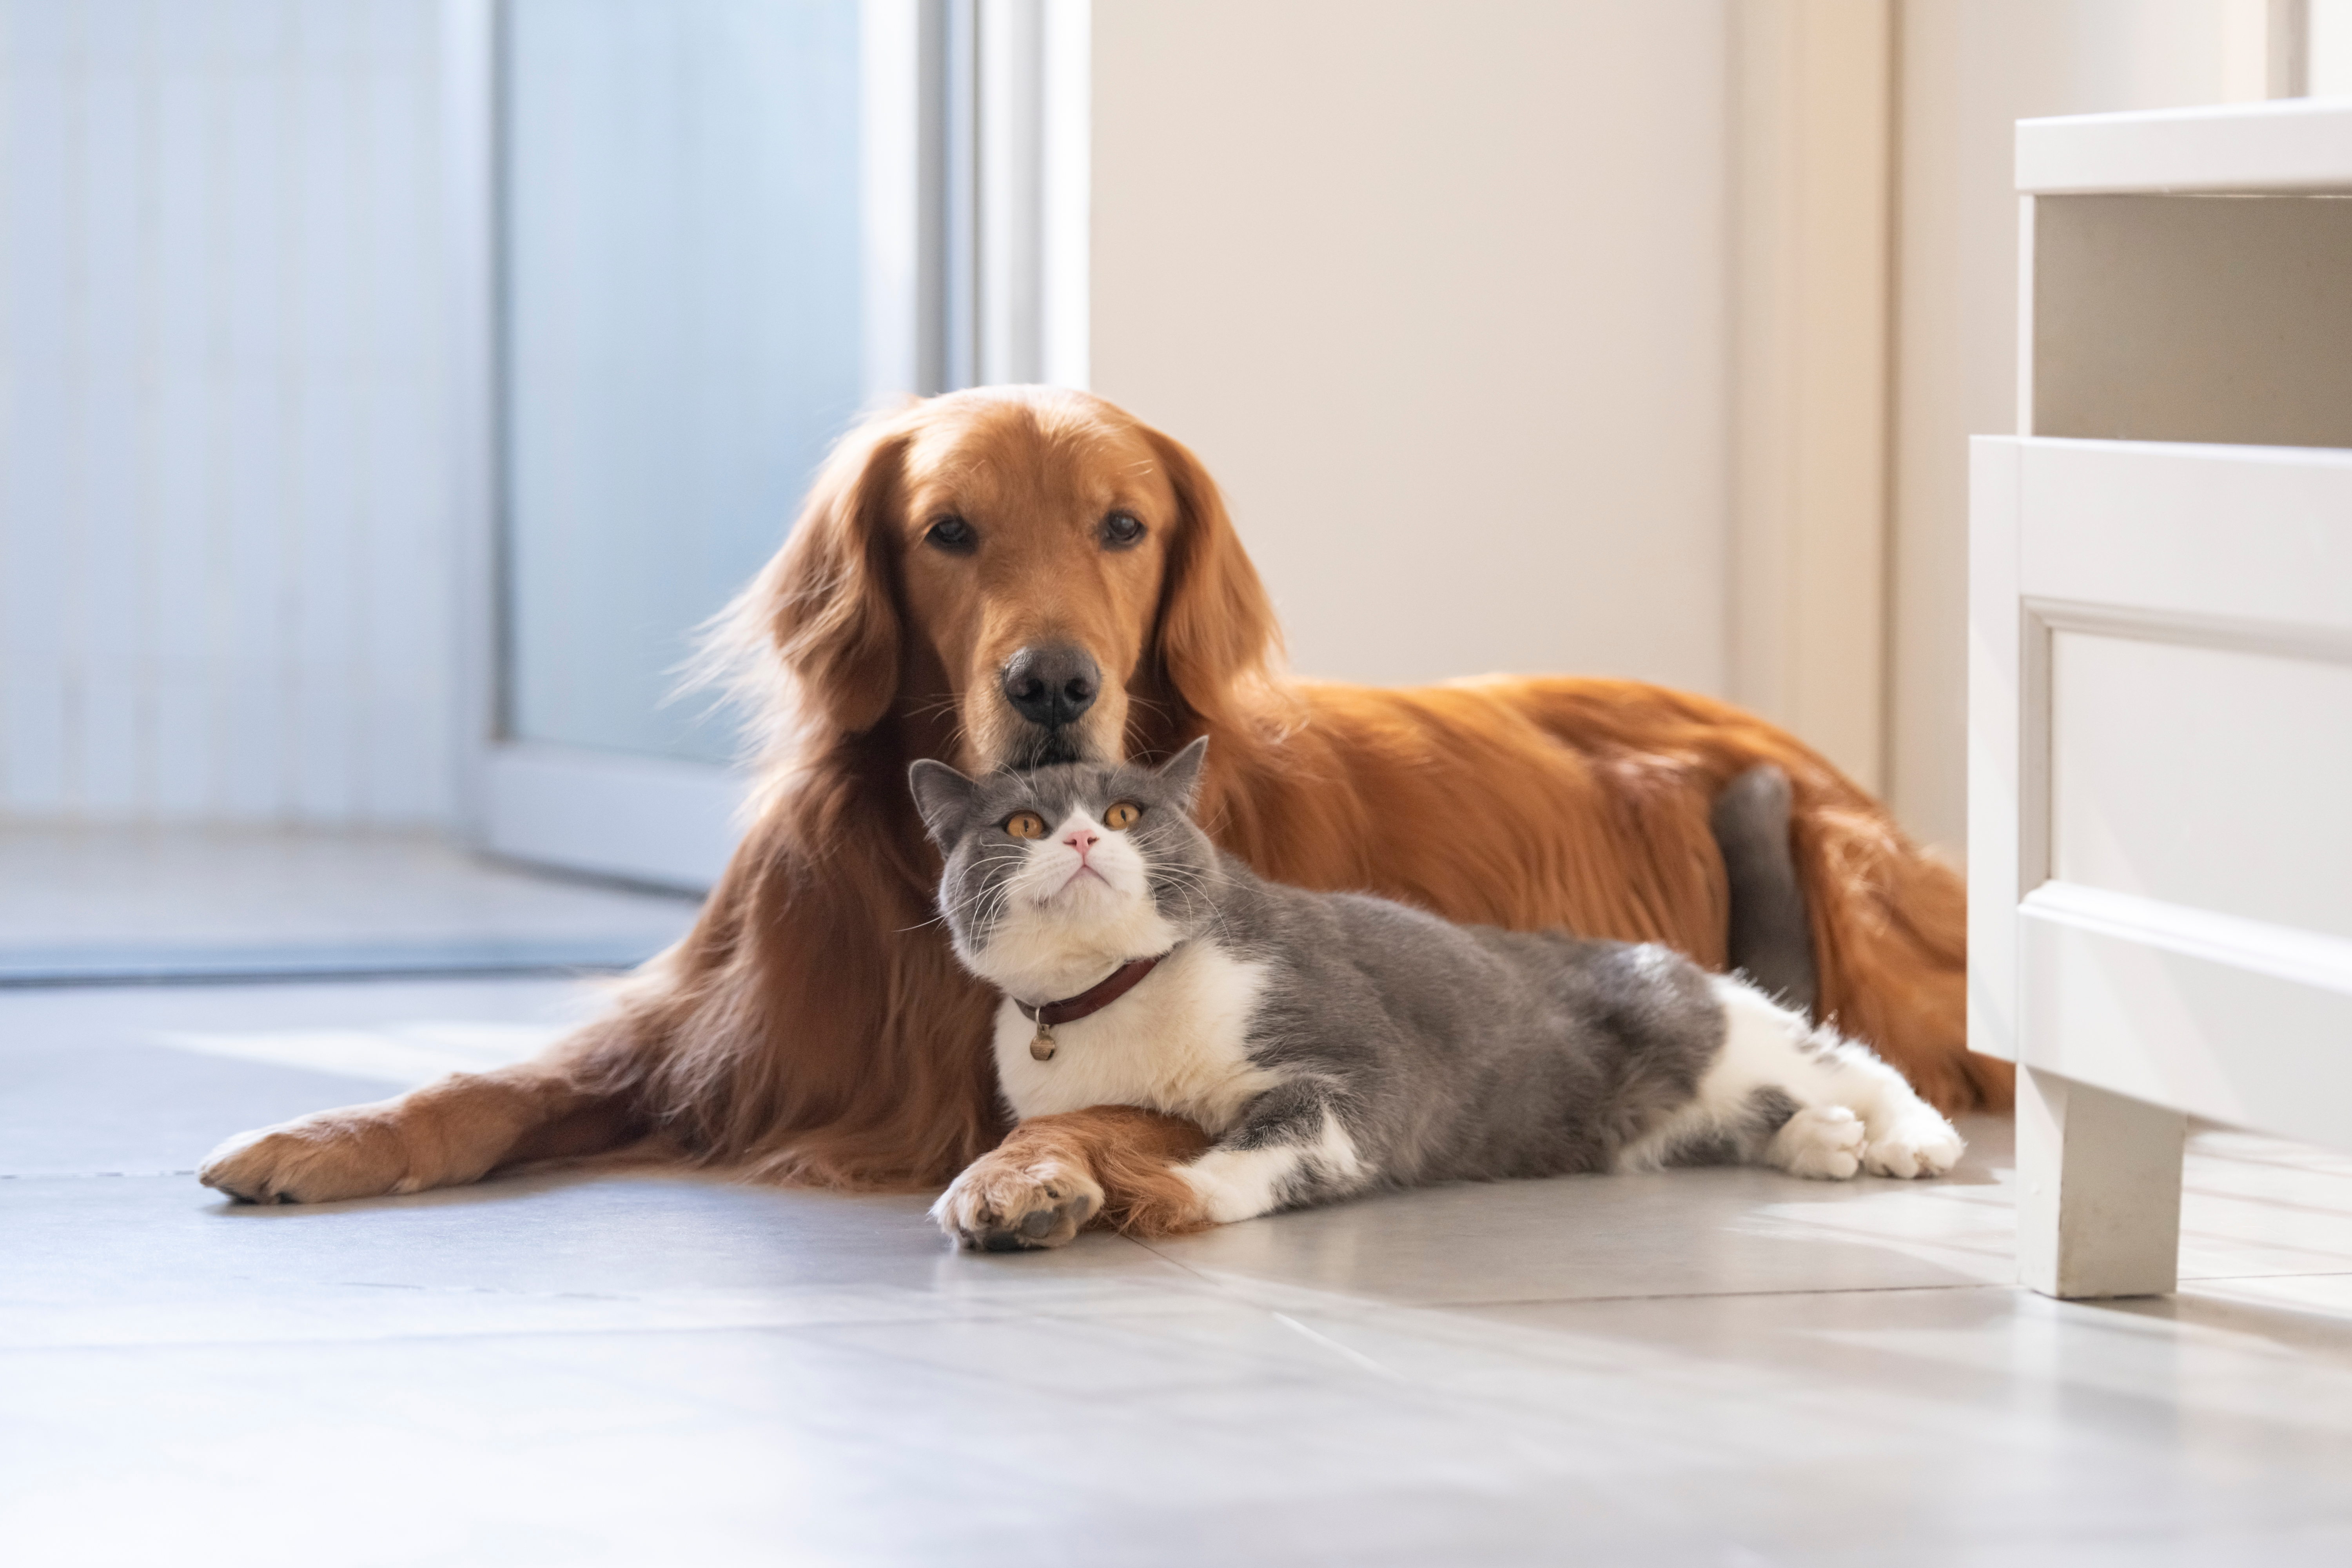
[1089,0,1733,695]
[2319,0,2352,94]
[1889,0,2272,851]
[0,0,452,826]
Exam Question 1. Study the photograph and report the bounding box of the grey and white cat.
[911,739,1962,1249]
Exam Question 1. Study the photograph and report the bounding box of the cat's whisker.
[920,858,1032,934]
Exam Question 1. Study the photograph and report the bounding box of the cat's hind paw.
[931,1149,1104,1252]
[1863,1114,1965,1180]
[1767,1105,1867,1181]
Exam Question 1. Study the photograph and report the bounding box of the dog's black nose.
[1001,645,1100,729]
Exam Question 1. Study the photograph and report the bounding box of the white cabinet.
[1971,100,2352,1299]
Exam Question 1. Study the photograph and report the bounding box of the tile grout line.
[1414,1280,2025,1311]
[3,1170,200,1180]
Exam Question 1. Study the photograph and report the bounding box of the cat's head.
[909,737,1217,995]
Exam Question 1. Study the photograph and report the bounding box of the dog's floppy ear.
[1155,736,1211,813]
[1143,428,1281,734]
[907,759,978,848]
[743,417,911,735]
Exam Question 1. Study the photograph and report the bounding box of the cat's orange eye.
[1104,801,1142,831]
[1004,811,1047,840]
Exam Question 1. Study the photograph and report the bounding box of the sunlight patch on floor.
[147,1022,564,1087]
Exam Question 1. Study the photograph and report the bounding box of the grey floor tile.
[14,1278,2352,1567]
[1432,1284,2352,1562]
[1141,1115,2020,1306]
[0,978,600,1173]
[0,824,698,980]
[2178,1130,2352,1280]
[0,1171,1215,1350]
[10,976,2352,1564]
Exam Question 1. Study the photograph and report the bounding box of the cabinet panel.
[2051,631,2352,942]
[2020,900,2352,1148]
[2016,438,2352,634]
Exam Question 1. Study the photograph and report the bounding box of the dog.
[200,387,2002,1222]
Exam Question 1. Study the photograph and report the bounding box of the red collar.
[1014,952,1169,1028]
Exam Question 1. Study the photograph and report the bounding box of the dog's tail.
[1710,764,1819,1021]
[1793,793,2009,1114]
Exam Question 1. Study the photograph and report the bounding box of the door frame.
[441,0,1089,891]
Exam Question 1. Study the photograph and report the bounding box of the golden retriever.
[200,387,2001,1229]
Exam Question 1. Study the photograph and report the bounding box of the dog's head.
[728,387,1278,773]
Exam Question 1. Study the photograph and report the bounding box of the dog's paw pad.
[931,1156,1103,1252]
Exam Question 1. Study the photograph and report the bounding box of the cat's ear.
[1155,736,1211,812]
[907,759,978,847]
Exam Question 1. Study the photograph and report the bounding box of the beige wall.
[1091,0,2286,853]
[1727,0,1895,791]
[1090,0,1733,695]
[1888,0,2264,850]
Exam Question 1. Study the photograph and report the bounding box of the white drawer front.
[2018,438,2352,632]
[2051,630,2352,943]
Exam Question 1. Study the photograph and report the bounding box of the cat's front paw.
[931,1149,1104,1252]
[1767,1104,1867,1180]
[1863,1113,1965,1179]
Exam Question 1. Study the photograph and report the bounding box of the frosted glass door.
[503,0,864,765]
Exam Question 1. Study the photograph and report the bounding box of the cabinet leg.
[2017,1065,2186,1299]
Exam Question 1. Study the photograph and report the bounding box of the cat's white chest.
[993,942,1277,1133]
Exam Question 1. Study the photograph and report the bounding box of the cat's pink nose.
[1064,829,1099,857]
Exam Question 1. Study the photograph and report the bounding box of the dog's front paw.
[198,1110,416,1204]
[931,1150,1104,1252]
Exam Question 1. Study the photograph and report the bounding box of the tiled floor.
[0,825,700,981]
[9,975,2352,1566]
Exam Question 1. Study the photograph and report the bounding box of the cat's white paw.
[1768,1105,1866,1180]
[1862,1114,1965,1180]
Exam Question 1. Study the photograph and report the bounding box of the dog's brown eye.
[1004,811,1047,840]
[927,517,976,552]
[1104,801,1142,831]
[1100,512,1145,548]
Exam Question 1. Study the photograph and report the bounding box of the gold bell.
[1030,1018,1057,1062]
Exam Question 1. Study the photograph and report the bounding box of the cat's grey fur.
[912,739,1961,1250]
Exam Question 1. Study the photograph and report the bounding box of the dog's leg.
[931,1104,1213,1250]
[198,1034,645,1204]
[933,1089,1377,1250]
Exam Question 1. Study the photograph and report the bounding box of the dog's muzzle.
[1000,644,1099,765]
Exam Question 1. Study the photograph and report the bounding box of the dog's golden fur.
[199,387,2003,1213]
